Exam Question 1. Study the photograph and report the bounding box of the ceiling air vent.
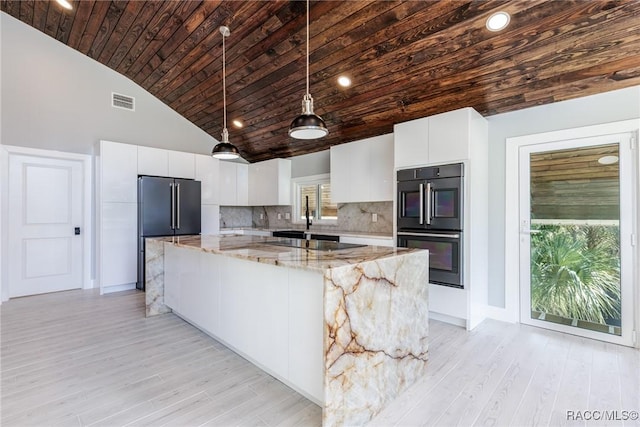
[112,92,135,111]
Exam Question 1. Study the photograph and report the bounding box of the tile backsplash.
[220,202,393,234]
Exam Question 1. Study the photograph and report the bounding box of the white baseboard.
[101,283,136,294]
[429,311,467,328]
[484,305,518,323]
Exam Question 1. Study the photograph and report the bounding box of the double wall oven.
[397,163,464,288]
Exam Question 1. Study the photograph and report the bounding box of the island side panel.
[145,239,171,317]
[323,250,429,426]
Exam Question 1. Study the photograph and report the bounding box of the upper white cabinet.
[330,134,393,203]
[100,141,138,203]
[393,117,429,169]
[428,108,474,164]
[137,146,168,176]
[138,146,195,179]
[167,150,195,179]
[219,161,248,206]
[248,158,291,206]
[195,154,220,205]
[394,107,484,168]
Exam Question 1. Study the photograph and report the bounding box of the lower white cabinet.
[163,245,324,404]
[100,202,137,289]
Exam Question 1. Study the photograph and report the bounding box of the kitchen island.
[145,235,429,426]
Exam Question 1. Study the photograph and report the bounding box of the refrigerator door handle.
[170,182,175,230]
[176,183,181,230]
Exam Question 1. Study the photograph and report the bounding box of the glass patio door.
[519,133,635,346]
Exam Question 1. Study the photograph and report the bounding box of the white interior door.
[8,154,84,297]
[519,133,635,346]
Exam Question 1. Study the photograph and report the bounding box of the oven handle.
[426,182,432,225]
[419,183,424,224]
[398,232,460,239]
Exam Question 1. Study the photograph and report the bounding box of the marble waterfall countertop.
[153,234,408,271]
[146,234,429,426]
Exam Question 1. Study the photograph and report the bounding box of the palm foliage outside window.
[530,224,621,327]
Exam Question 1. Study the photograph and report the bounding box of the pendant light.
[288,0,328,140]
[212,26,241,160]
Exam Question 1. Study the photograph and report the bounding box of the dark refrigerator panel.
[174,179,201,236]
[139,176,174,237]
[137,176,201,290]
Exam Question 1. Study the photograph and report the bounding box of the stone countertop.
[219,227,394,240]
[152,234,415,273]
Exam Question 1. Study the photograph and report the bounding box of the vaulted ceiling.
[2,0,640,162]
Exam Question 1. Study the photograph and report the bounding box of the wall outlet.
[285,212,290,220]
[277,213,282,220]
[260,213,264,220]
[372,213,378,222]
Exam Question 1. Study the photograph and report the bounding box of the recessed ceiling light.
[232,119,243,128]
[486,11,510,32]
[597,155,619,165]
[337,76,352,87]
[56,0,73,10]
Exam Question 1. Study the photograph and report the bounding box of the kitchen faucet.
[305,195,312,230]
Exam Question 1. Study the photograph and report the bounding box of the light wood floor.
[1,289,638,427]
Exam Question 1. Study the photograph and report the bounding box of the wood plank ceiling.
[2,0,640,162]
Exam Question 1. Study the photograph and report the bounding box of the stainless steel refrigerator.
[137,176,201,290]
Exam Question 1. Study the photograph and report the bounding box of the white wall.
[0,12,217,155]
[0,12,219,297]
[486,86,640,307]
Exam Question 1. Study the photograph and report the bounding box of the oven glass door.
[397,180,425,229]
[397,232,462,288]
[427,177,463,230]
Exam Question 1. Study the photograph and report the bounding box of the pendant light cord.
[223,30,227,131]
[306,0,309,97]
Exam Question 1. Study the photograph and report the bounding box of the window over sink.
[292,174,337,224]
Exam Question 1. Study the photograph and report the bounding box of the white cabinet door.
[330,143,352,203]
[394,116,429,168]
[288,268,324,402]
[349,140,370,201]
[137,146,168,177]
[168,150,195,179]
[100,202,137,288]
[196,251,221,335]
[201,204,220,235]
[236,163,248,206]
[367,134,394,201]
[218,161,237,205]
[248,159,291,206]
[219,257,289,379]
[100,141,138,203]
[248,162,265,206]
[195,154,220,205]
[428,108,470,163]
[331,135,393,203]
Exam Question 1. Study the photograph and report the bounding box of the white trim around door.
[505,119,639,348]
[0,145,93,302]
